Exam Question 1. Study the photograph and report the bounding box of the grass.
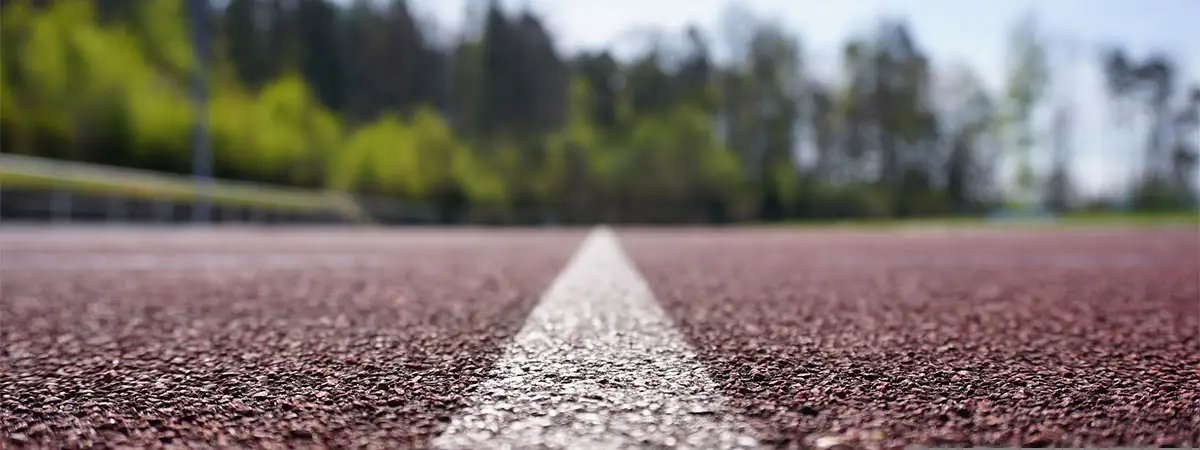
[0,154,370,221]
[773,210,1199,230]
[1054,210,1199,227]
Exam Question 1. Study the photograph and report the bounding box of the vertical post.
[155,198,173,224]
[53,188,72,224]
[445,39,457,130]
[754,84,771,218]
[188,0,213,224]
[712,70,720,145]
[107,194,126,224]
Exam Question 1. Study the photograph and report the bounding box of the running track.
[1,226,1197,449]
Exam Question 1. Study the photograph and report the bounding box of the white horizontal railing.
[0,153,372,223]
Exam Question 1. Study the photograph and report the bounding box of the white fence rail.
[0,153,383,224]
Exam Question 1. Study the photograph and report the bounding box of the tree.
[1133,54,1175,184]
[1002,12,1049,207]
[1043,35,1083,212]
[714,15,806,220]
[868,19,939,216]
[295,0,342,111]
[571,51,620,129]
[1101,47,1137,197]
[5,0,1192,224]
[834,38,876,182]
[1169,86,1200,201]
[1103,49,1195,208]
[938,63,997,211]
[807,80,837,181]
[677,25,716,112]
[221,0,268,89]
[337,0,444,122]
[1043,105,1073,211]
[476,2,566,139]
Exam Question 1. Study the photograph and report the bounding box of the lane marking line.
[433,226,762,449]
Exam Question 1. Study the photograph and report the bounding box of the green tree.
[938,63,998,212]
[1002,12,1049,207]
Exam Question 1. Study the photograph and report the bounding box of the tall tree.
[1002,12,1049,207]
[1043,35,1082,212]
[835,38,876,182]
[1043,105,1073,211]
[1104,50,1195,206]
[221,0,267,89]
[677,26,716,112]
[265,0,297,78]
[807,80,838,181]
[295,0,342,111]
[1169,86,1200,200]
[1101,47,1137,196]
[476,2,566,139]
[745,22,806,219]
[938,63,997,211]
[1133,54,1175,184]
[572,51,620,129]
[869,20,939,216]
[339,0,440,122]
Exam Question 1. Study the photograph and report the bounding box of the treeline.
[1,0,1197,223]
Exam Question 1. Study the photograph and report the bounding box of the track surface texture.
[2,226,1198,449]
[1,228,584,449]
[622,227,1200,449]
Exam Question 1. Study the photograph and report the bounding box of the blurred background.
[0,0,1197,225]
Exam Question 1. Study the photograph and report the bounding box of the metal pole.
[107,194,127,224]
[155,198,172,224]
[53,187,72,224]
[188,0,213,223]
[445,39,457,130]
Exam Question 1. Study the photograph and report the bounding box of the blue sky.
[401,0,1200,197]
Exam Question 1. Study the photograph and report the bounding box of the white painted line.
[433,226,762,450]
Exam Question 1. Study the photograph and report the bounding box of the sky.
[401,0,1200,198]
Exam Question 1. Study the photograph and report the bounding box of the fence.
[0,153,434,225]
[0,154,737,226]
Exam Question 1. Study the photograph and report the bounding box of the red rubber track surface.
[1,228,585,449]
[621,227,1200,449]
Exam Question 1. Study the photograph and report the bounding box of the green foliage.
[791,179,892,219]
[1130,178,1197,212]
[6,0,1180,224]
[330,114,412,196]
[1002,12,1050,204]
[328,106,490,205]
